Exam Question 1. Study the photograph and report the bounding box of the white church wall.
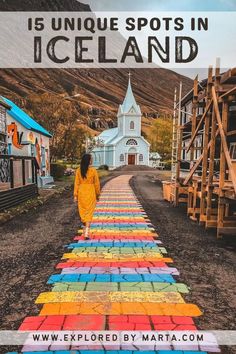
[115,137,149,167]
[104,147,113,167]
[123,114,141,137]
[91,148,103,168]
[92,146,114,169]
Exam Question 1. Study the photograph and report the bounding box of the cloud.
[86,0,236,11]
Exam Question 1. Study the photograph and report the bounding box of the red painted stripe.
[74,234,156,239]
[56,260,169,269]
[91,220,150,223]
[19,314,197,331]
[74,235,155,241]
[95,209,145,212]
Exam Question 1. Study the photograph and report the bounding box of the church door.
[128,154,136,165]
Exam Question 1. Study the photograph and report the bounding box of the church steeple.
[120,74,141,115]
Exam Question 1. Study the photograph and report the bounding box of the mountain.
[0,0,90,11]
[0,0,193,133]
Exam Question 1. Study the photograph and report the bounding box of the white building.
[92,77,150,169]
[149,152,162,168]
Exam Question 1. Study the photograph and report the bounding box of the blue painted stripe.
[75,240,160,244]
[47,274,175,284]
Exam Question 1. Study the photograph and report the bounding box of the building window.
[230,143,236,160]
[120,154,124,162]
[126,139,138,146]
[130,121,134,130]
[139,154,144,162]
[8,143,12,155]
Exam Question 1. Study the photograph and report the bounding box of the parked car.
[64,168,75,176]
[156,162,165,170]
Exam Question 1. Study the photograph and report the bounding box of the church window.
[120,154,124,162]
[139,154,144,162]
[126,139,138,146]
[130,121,135,130]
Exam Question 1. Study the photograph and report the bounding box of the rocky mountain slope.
[0,0,193,133]
[0,0,90,11]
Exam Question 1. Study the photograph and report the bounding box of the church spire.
[120,73,141,114]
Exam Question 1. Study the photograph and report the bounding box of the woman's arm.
[94,169,101,198]
[74,169,80,201]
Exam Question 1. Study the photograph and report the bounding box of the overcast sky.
[86,0,236,11]
[84,0,235,78]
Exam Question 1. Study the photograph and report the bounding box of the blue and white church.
[92,77,150,169]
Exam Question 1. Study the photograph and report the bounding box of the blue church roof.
[1,96,52,138]
[98,127,118,144]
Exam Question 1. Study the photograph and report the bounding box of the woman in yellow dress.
[74,154,100,239]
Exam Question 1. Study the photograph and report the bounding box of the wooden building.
[0,97,53,212]
[168,63,236,238]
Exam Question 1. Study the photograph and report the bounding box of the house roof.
[1,96,52,138]
[150,152,161,159]
[0,97,11,110]
[120,77,141,115]
[97,127,118,144]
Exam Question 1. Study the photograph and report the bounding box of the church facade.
[92,78,150,170]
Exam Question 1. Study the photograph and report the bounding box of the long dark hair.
[80,154,92,179]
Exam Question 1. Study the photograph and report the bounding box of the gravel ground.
[0,170,235,353]
[131,173,236,354]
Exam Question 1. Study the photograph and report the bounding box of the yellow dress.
[74,167,100,223]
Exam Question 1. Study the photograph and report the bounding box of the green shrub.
[164,160,172,170]
[50,163,67,180]
[98,165,109,171]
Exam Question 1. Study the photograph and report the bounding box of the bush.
[50,163,67,180]
[98,165,109,171]
[164,160,172,170]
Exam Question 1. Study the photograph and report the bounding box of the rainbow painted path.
[8,175,219,353]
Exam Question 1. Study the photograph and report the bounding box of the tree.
[149,117,173,161]
[63,126,86,164]
[24,93,88,162]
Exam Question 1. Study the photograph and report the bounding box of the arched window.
[130,121,135,130]
[139,154,144,162]
[120,154,124,162]
[126,139,138,146]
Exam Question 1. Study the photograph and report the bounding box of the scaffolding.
[168,61,236,238]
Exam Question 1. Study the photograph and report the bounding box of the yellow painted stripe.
[63,253,165,260]
[62,254,173,262]
[36,291,185,304]
[40,302,202,316]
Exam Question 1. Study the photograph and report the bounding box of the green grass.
[98,170,110,178]
[57,175,75,184]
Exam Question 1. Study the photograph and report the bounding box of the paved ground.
[0,170,235,354]
[4,175,216,353]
